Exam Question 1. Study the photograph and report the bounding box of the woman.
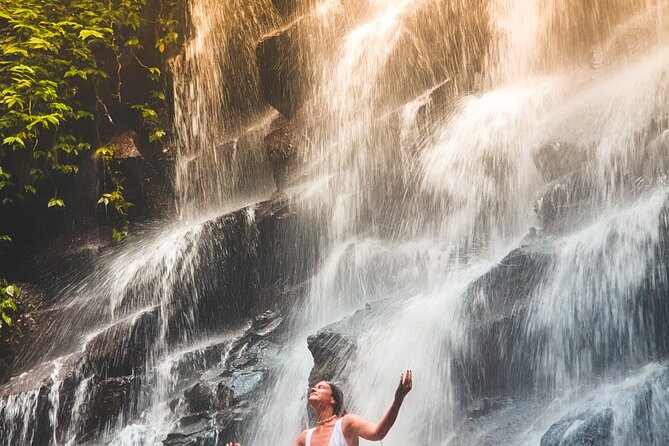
[294,370,413,446]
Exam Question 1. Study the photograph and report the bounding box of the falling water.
[171,0,279,217]
[1,0,669,445]
[248,0,669,444]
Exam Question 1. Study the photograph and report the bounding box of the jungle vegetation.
[0,0,181,328]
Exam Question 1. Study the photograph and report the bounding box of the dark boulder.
[307,328,357,386]
[454,243,555,402]
[265,116,300,189]
[533,170,596,234]
[81,375,140,438]
[533,141,589,183]
[165,309,285,444]
[108,130,172,218]
[271,0,314,17]
[0,283,50,383]
[256,23,310,118]
[184,382,215,413]
[27,226,112,290]
[541,409,614,446]
[82,308,159,377]
[306,301,392,386]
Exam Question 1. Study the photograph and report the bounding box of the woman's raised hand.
[394,369,413,402]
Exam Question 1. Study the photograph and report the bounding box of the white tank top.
[306,418,349,446]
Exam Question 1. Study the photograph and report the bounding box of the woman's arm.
[344,370,413,441]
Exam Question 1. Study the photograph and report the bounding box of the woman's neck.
[315,408,336,425]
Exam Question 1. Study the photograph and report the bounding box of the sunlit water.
[1,0,669,444]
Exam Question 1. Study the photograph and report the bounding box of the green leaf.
[148,67,161,80]
[56,164,79,174]
[48,198,65,208]
[24,185,37,194]
[64,69,87,80]
[126,38,142,49]
[1,312,12,327]
[150,91,166,101]
[9,64,35,75]
[79,29,104,41]
[4,285,15,297]
[2,95,25,109]
[0,235,11,243]
[95,146,114,159]
[149,129,166,142]
[111,228,125,242]
[2,136,25,148]
[75,110,94,120]
[3,46,29,58]
[27,37,58,52]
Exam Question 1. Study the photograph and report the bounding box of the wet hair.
[326,381,346,416]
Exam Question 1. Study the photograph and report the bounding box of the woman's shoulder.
[294,428,309,445]
[340,413,362,430]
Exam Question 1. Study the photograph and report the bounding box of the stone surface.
[82,308,159,377]
[533,141,588,183]
[541,409,614,446]
[0,283,49,383]
[108,130,172,217]
[271,0,299,17]
[454,243,555,402]
[164,309,286,444]
[265,116,300,189]
[533,170,595,234]
[82,376,140,438]
[184,382,215,413]
[256,23,309,118]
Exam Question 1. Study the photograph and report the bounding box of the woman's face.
[308,381,335,408]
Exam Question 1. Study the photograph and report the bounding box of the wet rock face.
[265,117,299,189]
[183,382,216,413]
[534,171,594,234]
[271,0,318,18]
[165,309,285,445]
[83,376,140,438]
[0,284,50,383]
[0,195,311,444]
[256,26,305,119]
[533,118,669,236]
[306,302,390,388]
[108,130,174,218]
[82,308,159,377]
[541,409,614,446]
[454,244,555,402]
[533,142,588,183]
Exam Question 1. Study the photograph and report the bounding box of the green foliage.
[0,0,178,210]
[95,144,133,239]
[0,0,181,334]
[0,279,18,328]
[0,0,180,243]
[1,1,103,206]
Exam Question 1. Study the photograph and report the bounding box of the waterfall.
[172,0,279,218]
[246,0,669,444]
[1,0,669,445]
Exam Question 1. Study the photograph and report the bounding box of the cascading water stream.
[1,0,668,445]
[249,0,669,444]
